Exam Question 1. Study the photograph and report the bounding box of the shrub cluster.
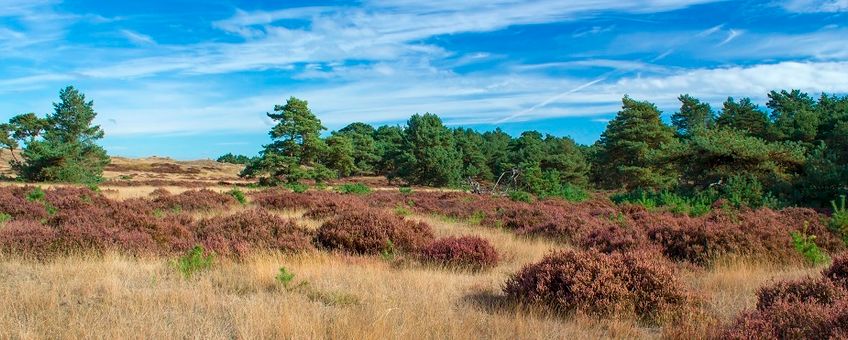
[270,189,845,265]
[194,209,314,256]
[418,236,499,270]
[0,187,311,258]
[315,209,434,255]
[723,254,848,339]
[503,249,689,321]
[151,189,237,211]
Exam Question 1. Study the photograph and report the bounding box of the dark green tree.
[716,97,770,139]
[660,127,806,191]
[671,94,714,137]
[8,113,47,144]
[593,96,677,190]
[397,113,462,186]
[14,86,109,183]
[0,123,19,162]
[267,97,326,164]
[241,97,330,184]
[373,125,405,180]
[335,122,379,174]
[323,134,356,177]
[542,135,590,187]
[767,90,819,142]
[453,128,490,180]
[481,128,512,180]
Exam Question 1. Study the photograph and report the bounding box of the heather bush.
[0,220,58,258]
[152,189,236,211]
[724,299,848,340]
[315,210,434,254]
[577,224,649,254]
[503,249,688,321]
[756,278,846,310]
[194,209,314,256]
[824,254,848,289]
[418,236,499,270]
[0,187,49,220]
[724,271,848,339]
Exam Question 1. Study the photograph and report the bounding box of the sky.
[1,0,847,160]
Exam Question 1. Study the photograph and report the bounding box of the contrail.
[495,44,679,124]
[494,77,607,124]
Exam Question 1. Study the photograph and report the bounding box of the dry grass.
[0,208,823,339]
[0,160,833,339]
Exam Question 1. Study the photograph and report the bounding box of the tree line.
[236,91,847,207]
[2,86,844,208]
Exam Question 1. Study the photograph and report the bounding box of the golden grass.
[0,210,825,339]
[0,176,830,339]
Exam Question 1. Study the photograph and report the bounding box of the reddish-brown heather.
[756,277,846,310]
[193,209,314,256]
[824,254,848,289]
[151,189,236,211]
[577,224,650,254]
[0,220,58,258]
[503,249,688,321]
[418,235,499,270]
[316,209,434,254]
[0,186,49,220]
[722,258,848,339]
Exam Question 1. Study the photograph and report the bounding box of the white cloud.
[83,60,848,136]
[781,0,848,12]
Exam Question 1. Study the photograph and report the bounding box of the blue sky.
[1,0,847,159]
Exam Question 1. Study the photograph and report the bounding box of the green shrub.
[612,189,714,217]
[508,190,533,203]
[468,211,486,225]
[399,186,413,195]
[337,183,371,195]
[284,182,309,193]
[25,187,57,216]
[723,175,780,209]
[380,239,395,261]
[831,195,848,232]
[0,213,11,224]
[276,267,295,288]
[228,188,247,205]
[175,245,214,278]
[393,204,411,217]
[26,187,45,202]
[790,222,830,266]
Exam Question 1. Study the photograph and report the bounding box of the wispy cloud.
[717,29,742,46]
[781,0,848,13]
[120,29,155,45]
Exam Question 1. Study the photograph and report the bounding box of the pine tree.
[594,96,676,189]
[767,89,819,142]
[716,97,770,139]
[241,97,330,184]
[671,94,714,137]
[14,86,110,184]
[397,113,462,186]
